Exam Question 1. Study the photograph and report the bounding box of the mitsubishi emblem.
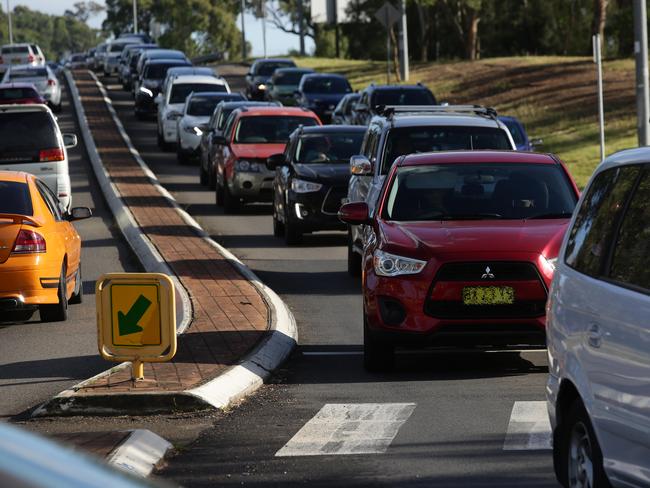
[481,266,495,279]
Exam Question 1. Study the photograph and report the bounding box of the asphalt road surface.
[0,77,138,419]
[101,68,559,487]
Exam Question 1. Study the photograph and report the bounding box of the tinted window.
[501,119,526,146]
[274,70,310,85]
[2,46,29,54]
[144,63,186,79]
[234,116,319,144]
[188,97,222,116]
[217,108,235,130]
[608,167,650,291]
[371,88,436,107]
[296,132,365,164]
[8,68,47,79]
[383,163,577,221]
[565,166,640,276]
[0,87,40,100]
[381,126,512,173]
[110,44,127,52]
[302,77,351,94]
[0,181,33,215]
[256,61,295,76]
[0,112,58,162]
[170,83,226,104]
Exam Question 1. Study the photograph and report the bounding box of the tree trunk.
[390,26,401,81]
[593,0,609,39]
[465,8,480,60]
[414,0,430,62]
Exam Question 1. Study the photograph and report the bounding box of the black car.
[268,125,366,244]
[245,58,296,100]
[352,83,437,125]
[134,59,191,119]
[294,73,353,124]
[199,100,279,190]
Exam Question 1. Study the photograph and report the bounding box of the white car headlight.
[373,250,426,277]
[291,179,322,193]
[235,160,261,172]
[257,83,267,90]
[182,124,197,134]
[139,86,153,97]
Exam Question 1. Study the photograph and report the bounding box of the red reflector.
[12,229,46,254]
[28,54,34,62]
[48,79,56,86]
[39,148,64,162]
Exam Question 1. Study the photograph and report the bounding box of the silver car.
[2,65,61,112]
[0,43,45,75]
[547,147,650,488]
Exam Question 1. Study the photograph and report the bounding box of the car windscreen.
[8,68,47,80]
[71,54,85,62]
[0,181,33,215]
[372,89,436,107]
[188,97,225,116]
[234,116,319,143]
[302,77,351,94]
[296,132,365,164]
[144,63,185,79]
[501,119,526,146]
[170,83,226,104]
[2,46,29,54]
[383,163,577,221]
[110,44,127,52]
[257,62,294,76]
[381,126,513,173]
[0,87,40,100]
[0,112,58,163]
[274,71,310,85]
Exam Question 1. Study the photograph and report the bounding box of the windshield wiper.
[527,212,573,220]
[439,213,504,220]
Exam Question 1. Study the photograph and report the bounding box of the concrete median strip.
[33,70,297,417]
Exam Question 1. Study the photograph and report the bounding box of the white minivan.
[0,104,76,210]
[547,147,650,488]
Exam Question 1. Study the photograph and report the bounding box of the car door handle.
[588,323,602,348]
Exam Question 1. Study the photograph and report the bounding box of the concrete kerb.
[34,69,297,416]
[107,429,172,478]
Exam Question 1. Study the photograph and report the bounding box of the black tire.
[273,211,284,237]
[135,110,145,121]
[200,164,208,186]
[39,264,68,323]
[69,266,83,305]
[284,212,301,245]
[215,182,224,206]
[208,165,216,190]
[223,182,239,214]
[555,399,611,488]
[363,318,394,372]
[177,149,188,165]
[347,227,362,277]
[53,103,62,114]
[157,127,165,149]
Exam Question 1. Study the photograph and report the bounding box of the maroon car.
[339,151,580,371]
[0,83,46,105]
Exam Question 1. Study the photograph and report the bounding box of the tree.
[440,0,482,60]
[593,0,609,39]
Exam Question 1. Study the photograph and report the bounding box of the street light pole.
[133,0,138,34]
[7,0,13,45]
[261,0,267,58]
[633,0,650,146]
[241,0,247,60]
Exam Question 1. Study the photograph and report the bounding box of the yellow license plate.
[462,286,514,305]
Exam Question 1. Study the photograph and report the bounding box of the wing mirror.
[67,206,92,221]
[530,138,544,151]
[62,133,77,148]
[350,155,373,176]
[154,93,163,104]
[338,202,371,225]
[267,153,288,170]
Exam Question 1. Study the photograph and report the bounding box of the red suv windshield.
[234,116,319,144]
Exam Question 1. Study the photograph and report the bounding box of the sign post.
[375,2,401,84]
[96,273,177,381]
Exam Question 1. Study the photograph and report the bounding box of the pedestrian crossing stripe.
[503,401,552,450]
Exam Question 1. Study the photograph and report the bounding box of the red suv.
[214,106,321,212]
[339,151,580,371]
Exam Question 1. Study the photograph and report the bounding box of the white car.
[103,40,137,76]
[0,104,76,210]
[0,43,45,74]
[91,43,107,71]
[2,65,61,112]
[547,146,650,488]
[156,74,230,150]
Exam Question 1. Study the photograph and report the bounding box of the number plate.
[462,286,514,305]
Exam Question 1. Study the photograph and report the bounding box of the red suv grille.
[425,261,547,319]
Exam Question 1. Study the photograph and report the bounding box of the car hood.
[379,219,570,260]
[180,115,207,127]
[294,163,350,183]
[231,143,287,159]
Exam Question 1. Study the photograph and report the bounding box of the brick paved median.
[71,70,269,395]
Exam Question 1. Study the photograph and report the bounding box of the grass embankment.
[294,56,638,187]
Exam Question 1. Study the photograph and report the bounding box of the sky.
[13,0,313,57]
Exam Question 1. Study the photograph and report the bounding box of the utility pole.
[7,0,13,45]
[241,0,247,60]
[593,34,606,161]
[261,0,267,58]
[133,0,138,34]
[634,0,650,146]
[298,0,305,56]
[334,0,340,58]
[398,0,409,81]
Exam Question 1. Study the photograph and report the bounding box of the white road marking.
[275,403,416,457]
[503,401,552,450]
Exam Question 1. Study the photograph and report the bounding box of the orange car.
[0,171,91,322]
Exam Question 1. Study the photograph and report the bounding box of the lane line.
[503,401,552,451]
[275,403,416,457]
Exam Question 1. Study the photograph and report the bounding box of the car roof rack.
[379,104,498,120]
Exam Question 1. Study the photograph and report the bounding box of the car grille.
[425,261,547,319]
[321,186,348,215]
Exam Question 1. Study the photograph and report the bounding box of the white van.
[0,44,45,74]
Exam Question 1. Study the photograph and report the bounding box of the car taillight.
[12,229,46,254]
[48,79,56,86]
[28,54,35,62]
[39,148,65,162]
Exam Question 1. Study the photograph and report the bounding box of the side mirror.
[338,202,371,225]
[213,135,227,145]
[67,206,92,221]
[154,93,162,104]
[350,155,373,176]
[530,138,544,150]
[62,133,77,148]
[267,153,288,170]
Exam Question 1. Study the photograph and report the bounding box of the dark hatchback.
[134,59,191,118]
[268,125,366,244]
[295,73,353,124]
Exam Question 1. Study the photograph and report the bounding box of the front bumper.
[285,186,347,232]
[179,130,201,152]
[229,169,275,202]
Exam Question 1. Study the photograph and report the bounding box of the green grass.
[292,55,639,188]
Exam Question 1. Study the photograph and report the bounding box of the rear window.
[372,89,436,107]
[2,46,29,54]
[110,44,127,53]
[8,68,47,79]
[0,87,40,100]
[234,115,319,144]
[144,63,186,79]
[0,111,59,163]
[170,83,226,104]
[188,97,223,116]
[256,61,295,76]
[0,181,33,215]
[302,77,351,94]
[274,70,310,85]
